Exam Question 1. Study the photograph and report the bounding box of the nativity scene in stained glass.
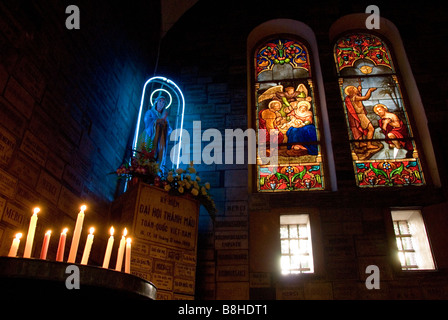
[254,38,324,191]
[334,33,424,187]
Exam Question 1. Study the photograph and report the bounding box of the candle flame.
[110,226,114,236]
[33,207,40,215]
[80,205,87,212]
[123,228,128,237]
[62,228,68,234]
[46,230,52,235]
[89,227,95,234]
[126,237,132,244]
[15,233,22,240]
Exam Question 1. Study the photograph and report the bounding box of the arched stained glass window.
[254,37,325,191]
[334,33,425,187]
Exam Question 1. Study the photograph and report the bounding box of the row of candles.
[7,205,132,273]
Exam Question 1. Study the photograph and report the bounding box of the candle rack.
[0,256,157,300]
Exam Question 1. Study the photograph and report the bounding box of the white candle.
[39,230,51,260]
[102,226,114,268]
[23,207,40,258]
[8,233,22,257]
[56,228,68,262]
[115,228,127,271]
[68,205,86,263]
[125,237,132,274]
[80,227,94,265]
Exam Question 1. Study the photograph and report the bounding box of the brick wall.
[1,0,447,299]
[0,1,159,261]
[157,0,448,299]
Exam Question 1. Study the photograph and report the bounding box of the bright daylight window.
[391,210,435,270]
[280,214,314,274]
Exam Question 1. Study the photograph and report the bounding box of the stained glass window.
[254,38,324,192]
[334,33,425,187]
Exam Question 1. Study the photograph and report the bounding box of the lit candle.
[24,207,40,258]
[115,228,127,271]
[80,227,95,265]
[67,205,86,263]
[56,228,68,262]
[102,226,114,269]
[39,230,51,260]
[8,233,22,257]
[125,237,132,274]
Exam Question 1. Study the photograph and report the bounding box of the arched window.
[253,36,325,191]
[334,32,425,187]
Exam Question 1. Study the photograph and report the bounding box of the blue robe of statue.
[140,108,172,170]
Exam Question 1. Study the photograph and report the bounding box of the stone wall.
[0,0,447,299]
[157,0,448,299]
[0,1,159,261]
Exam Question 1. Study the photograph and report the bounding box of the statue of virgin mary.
[139,95,172,171]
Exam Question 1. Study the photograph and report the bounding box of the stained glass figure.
[254,38,324,191]
[334,33,424,187]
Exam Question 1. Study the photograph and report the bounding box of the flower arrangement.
[115,142,160,184]
[158,165,216,219]
[115,143,216,219]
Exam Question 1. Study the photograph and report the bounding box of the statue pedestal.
[112,182,200,300]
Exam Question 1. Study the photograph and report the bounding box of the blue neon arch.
[132,76,185,169]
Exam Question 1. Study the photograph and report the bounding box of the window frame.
[329,14,440,188]
[247,19,337,193]
[332,30,428,188]
[250,33,328,193]
[279,214,314,274]
[391,209,436,271]
[393,219,418,270]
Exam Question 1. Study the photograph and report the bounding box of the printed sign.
[118,183,200,300]
[0,168,17,199]
[2,201,27,228]
[0,126,16,166]
[20,131,48,166]
[133,184,199,251]
[250,272,271,288]
[215,231,248,250]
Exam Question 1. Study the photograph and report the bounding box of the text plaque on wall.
[114,182,199,300]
